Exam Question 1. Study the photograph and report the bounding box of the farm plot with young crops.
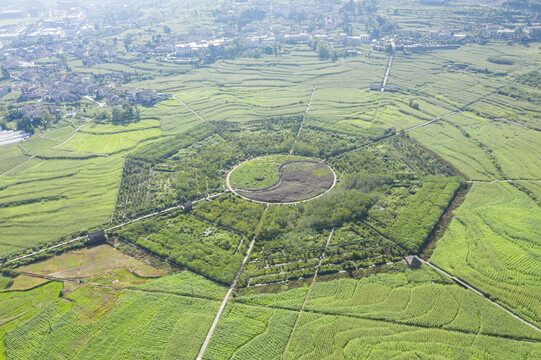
[0,144,27,174]
[3,6,541,356]
[134,271,228,301]
[283,312,541,360]
[431,182,541,328]
[411,114,541,181]
[0,157,123,256]
[0,282,63,358]
[4,288,219,360]
[57,120,161,155]
[517,180,541,204]
[202,303,297,360]
[304,266,541,340]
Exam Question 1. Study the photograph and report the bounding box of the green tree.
[112,107,122,122]
[1,66,9,80]
[17,116,33,134]
[317,42,330,60]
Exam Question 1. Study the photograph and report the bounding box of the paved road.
[83,95,106,108]
[381,54,393,92]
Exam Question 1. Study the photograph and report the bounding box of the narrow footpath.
[196,205,270,360]
[290,86,316,155]
[404,112,456,132]
[281,228,334,358]
[380,41,395,92]
[173,95,205,122]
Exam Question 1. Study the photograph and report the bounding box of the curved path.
[225,157,337,205]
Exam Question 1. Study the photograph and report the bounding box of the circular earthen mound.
[226,155,336,204]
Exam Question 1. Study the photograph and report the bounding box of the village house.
[87,229,107,244]
[21,103,45,119]
[136,89,159,104]
[405,255,422,268]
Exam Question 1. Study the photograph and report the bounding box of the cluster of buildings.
[125,88,170,105]
[429,26,466,41]
[10,68,168,106]
[163,31,371,60]
[20,103,60,120]
[0,24,27,48]
[169,38,233,57]
[486,24,541,40]
[15,70,98,102]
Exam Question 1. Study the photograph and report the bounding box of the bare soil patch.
[16,244,166,283]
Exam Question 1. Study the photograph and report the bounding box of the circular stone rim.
[226,155,337,205]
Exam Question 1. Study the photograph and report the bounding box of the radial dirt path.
[281,228,334,358]
[290,86,316,154]
[196,205,269,360]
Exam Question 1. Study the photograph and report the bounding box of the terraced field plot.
[0,144,27,174]
[2,8,541,356]
[284,313,541,359]
[4,287,220,360]
[431,182,541,328]
[203,304,297,360]
[0,282,63,357]
[57,120,162,155]
[0,157,123,254]
[411,114,541,181]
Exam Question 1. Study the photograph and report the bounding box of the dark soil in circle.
[237,161,334,203]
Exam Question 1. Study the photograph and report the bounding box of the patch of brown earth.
[238,162,334,203]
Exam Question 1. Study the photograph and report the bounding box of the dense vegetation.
[516,70,541,88]
[387,176,464,253]
[114,213,245,284]
[193,195,266,238]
